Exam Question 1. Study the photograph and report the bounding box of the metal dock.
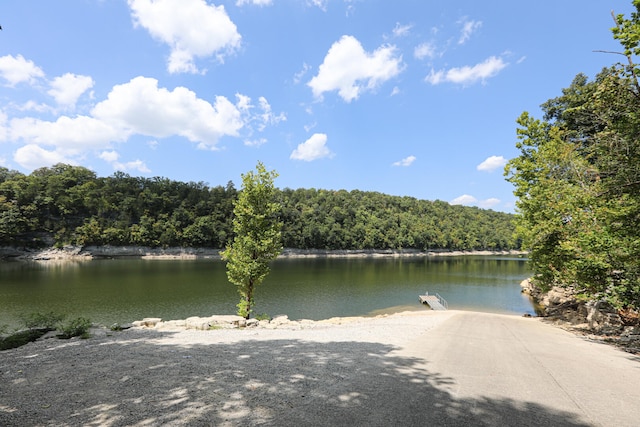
[419,293,448,310]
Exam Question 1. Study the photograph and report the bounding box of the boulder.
[132,317,163,328]
[586,300,623,335]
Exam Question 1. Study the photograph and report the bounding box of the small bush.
[57,317,92,339]
[20,312,66,330]
[255,313,271,321]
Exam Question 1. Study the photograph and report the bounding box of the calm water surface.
[0,256,533,328]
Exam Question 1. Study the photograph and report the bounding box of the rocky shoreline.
[0,245,526,262]
[520,278,640,354]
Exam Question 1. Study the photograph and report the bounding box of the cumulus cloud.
[0,54,45,86]
[6,73,280,169]
[128,0,241,74]
[451,194,501,209]
[425,56,507,86]
[477,155,507,172]
[308,35,403,102]
[9,115,123,150]
[458,18,482,44]
[99,150,119,163]
[290,133,334,161]
[14,144,76,170]
[451,194,477,206]
[47,73,94,108]
[392,155,416,167]
[478,198,501,209]
[91,76,244,149]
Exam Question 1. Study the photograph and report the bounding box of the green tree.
[505,2,640,309]
[221,162,283,319]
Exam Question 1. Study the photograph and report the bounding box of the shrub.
[57,317,92,339]
[20,312,66,330]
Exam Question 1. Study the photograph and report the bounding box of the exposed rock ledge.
[1,245,525,262]
[129,313,366,331]
[521,278,640,354]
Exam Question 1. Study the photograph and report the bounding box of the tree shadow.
[1,330,592,426]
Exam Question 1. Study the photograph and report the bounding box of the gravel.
[0,311,454,426]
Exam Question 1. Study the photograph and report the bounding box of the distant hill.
[0,164,518,251]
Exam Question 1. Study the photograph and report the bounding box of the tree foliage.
[505,2,640,309]
[0,164,517,253]
[221,162,282,319]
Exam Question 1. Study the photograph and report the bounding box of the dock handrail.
[434,293,448,310]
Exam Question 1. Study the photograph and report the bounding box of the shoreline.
[0,245,526,262]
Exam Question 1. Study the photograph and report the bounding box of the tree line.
[0,163,518,252]
[505,1,640,310]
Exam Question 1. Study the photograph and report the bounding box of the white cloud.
[256,96,286,131]
[99,150,120,163]
[6,76,261,170]
[14,144,75,170]
[100,150,151,173]
[0,54,45,86]
[47,73,94,108]
[290,133,334,161]
[458,18,482,44]
[478,198,501,209]
[307,0,328,11]
[308,35,404,102]
[234,94,286,134]
[120,159,151,173]
[451,194,501,209]
[92,76,244,149]
[236,0,272,5]
[392,23,413,38]
[451,194,477,206]
[128,0,241,74]
[244,138,267,147]
[425,56,507,86]
[414,42,436,60]
[293,63,311,84]
[10,115,123,150]
[477,155,507,172]
[392,155,416,167]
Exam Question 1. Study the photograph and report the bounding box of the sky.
[0,1,635,212]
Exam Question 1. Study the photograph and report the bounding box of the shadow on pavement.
[1,330,591,426]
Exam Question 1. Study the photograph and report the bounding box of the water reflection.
[0,256,532,328]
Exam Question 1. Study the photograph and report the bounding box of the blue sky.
[0,1,634,212]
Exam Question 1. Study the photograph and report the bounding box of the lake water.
[0,256,533,328]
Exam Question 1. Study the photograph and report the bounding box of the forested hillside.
[0,164,518,251]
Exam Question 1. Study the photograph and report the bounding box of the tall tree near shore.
[505,1,640,309]
[221,162,282,319]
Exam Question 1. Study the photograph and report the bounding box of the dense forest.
[505,2,640,309]
[0,164,518,252]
